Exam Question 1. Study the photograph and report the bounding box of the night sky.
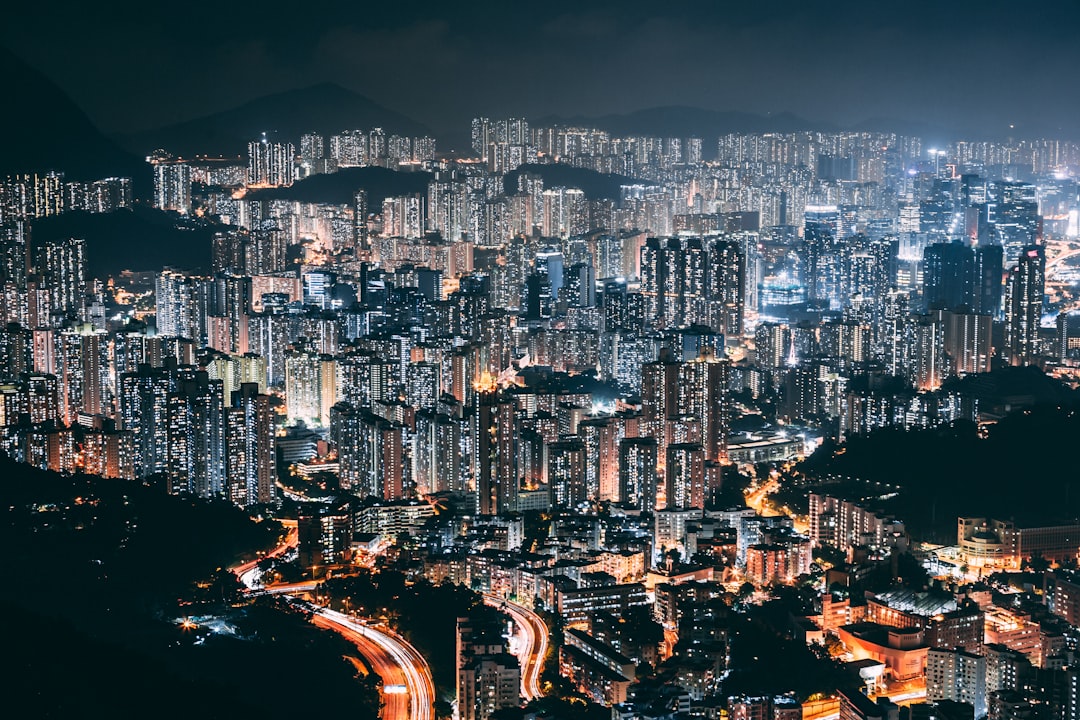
[5,0,1080,138]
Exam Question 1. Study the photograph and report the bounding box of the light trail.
[313,607,436,720]
[230,529,434,720]
[231,520,298,589]
[484,594,548,701]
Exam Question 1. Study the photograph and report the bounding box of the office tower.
[991,182,1040,263]
[534,248,564,302]
[562,261,596,309]
[974,244,1003,316]
[473,382,517,515]
[922,241,1003,317]
[923,241,974,310]
[223,382,275,507]
[152,162,192,214]
[415,267,443,302]
[1003,245,1045,366]
[523,270,554,321]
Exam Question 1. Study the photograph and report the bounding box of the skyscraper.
[708,237,744,336]
[473,382,517,515]
[1003,245,1045,366]
[32,236,85,325]
[225,383,275,508]
[247,137,295,187]
[152,162,192,214]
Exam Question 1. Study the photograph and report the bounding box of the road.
[312,607,436,720]
[232,520,298,589]
[230,524,435,720]
[483,594,548,701]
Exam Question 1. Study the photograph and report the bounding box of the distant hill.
[120,83,433,157]
[798,403,1080,542]
[530,106,1029,145]
[245,166,433,207]
[30,207,218,276]
[0,47,147,186]
[503,163,643,200]
[533,106,835,141]
[941,364,1079,416]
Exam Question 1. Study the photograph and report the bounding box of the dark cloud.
[4,0,1080,138]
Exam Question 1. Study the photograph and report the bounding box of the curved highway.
[484,594,548,701]
[231,526,435,720]
[313,607,436,720]
[232,520,298,589]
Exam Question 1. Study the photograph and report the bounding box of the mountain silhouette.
[120,83,433,157]
[0,47,145,183]
[244,166,433,208]
[502,164,643,200]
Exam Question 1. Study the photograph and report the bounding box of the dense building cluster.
[8,115,1080,720]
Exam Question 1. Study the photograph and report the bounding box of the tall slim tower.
[1003,245,1045,366]
[354,189,369,250]
[473,380,517,515]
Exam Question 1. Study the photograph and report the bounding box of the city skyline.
[9,4,1080,719]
